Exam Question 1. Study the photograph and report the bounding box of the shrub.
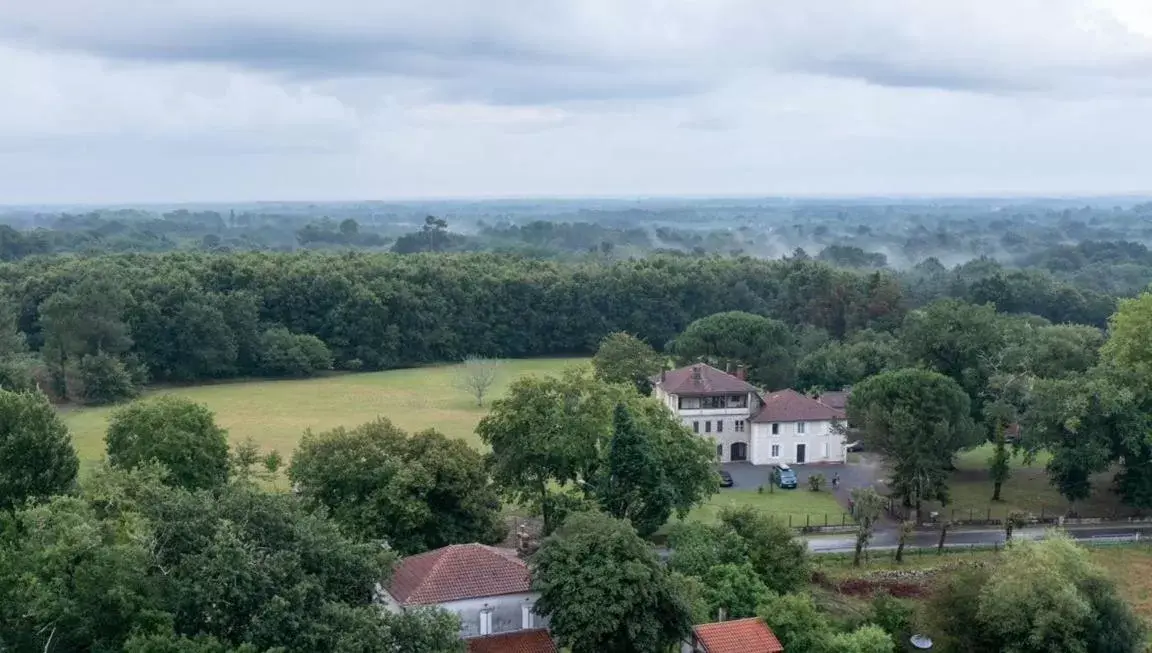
[256,327,333,377]
[75,352,139,405]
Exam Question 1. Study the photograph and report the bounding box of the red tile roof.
[387,544,530,606]
[753,388,845,423]
[816,390,849,411]
[694,618,784,653]
[467,629,557,653]
[656,363,759,396]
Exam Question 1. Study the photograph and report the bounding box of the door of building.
[731,442,748,461]
[796,443,807,464]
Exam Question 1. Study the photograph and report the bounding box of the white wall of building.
[653,388,760,462]
[750,420,846,465]
[378,591,545,639]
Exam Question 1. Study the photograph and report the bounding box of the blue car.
[774,463,798,489]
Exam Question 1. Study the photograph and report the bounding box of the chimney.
[735,365,746,381]
[718,607,727,622]
[660,369,666,383]
[725,362,731,374]
[691,365,702,382]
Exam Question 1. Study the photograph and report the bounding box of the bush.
[75,352,139,405]
[256,327,333,377]
[0,355,38,393]
[809,473,826,492]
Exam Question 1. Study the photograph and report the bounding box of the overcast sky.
[3,1,1152,203]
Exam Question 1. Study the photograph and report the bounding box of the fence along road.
[804,523,1152,554]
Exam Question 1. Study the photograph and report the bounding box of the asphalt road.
[805,524,1152,554]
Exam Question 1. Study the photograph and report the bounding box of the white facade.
[379,588,545,639]
[653,385,759,463]
[750,419,846,465]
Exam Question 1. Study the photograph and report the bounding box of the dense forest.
[0,197,1148,405]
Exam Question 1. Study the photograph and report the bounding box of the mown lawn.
[671,488,851,529]
[917,444,1131,521]
[61,357,588,475]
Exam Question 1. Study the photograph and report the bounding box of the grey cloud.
[5,1,1152,103]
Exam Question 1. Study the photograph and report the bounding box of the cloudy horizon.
[3,1,1152,204]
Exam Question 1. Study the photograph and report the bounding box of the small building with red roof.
[467,629,557,653]
[750,388,847,465]
[685,617,785,653]
[380,543,546,640]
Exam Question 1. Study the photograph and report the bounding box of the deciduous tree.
[591,331,664,393]
[531,512,691,653]
[105,396,230,490]
[850,487,886,567]
[0,389,78,509]
[454,355,501,406]
[290,418,505,555]
[478,369,715,534]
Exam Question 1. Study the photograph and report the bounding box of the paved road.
[805,524,1152,554]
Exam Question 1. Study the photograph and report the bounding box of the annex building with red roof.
[684,618,785,653]
[380,543,546,640]
[653,363,848,466]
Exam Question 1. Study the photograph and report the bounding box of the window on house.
[522,604,535,629]
[717,420,724,433]
[771,423,779,435]
[693,421,700,433]
[797,422,806,434]
[734,420,745,432]
[771,444,780,457]
[704,420,712,433]
[729,394,748,408]
[480,609,493,636]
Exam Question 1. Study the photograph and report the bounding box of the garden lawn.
[61,357,587,476]
[674,488,851,529]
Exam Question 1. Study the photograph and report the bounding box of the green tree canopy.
[795,330,906,391]
[289,418,505,555]
[1101,292,1152,392]
[927,534,1144,653]
[0,467,463,653]
[596,403,674,536]
[848,368,980,515]
[1022,376,1145,507]
[477,369,716,534]
[530,511,692,653]
[671,311,797,389]
[105,396,230,490]
[591,331,664,393]
[900,299,1006,418]
[0,389,78,510]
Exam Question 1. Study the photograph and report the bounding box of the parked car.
[718,469,734,488]
[773,463,798,489]
[846,441,865,453]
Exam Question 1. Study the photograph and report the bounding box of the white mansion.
[652,363,848,465]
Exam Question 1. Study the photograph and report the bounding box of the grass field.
[670,488,851,529]
[61,357,587,475]
[913,444,1132,521]
[61,356,848,525]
